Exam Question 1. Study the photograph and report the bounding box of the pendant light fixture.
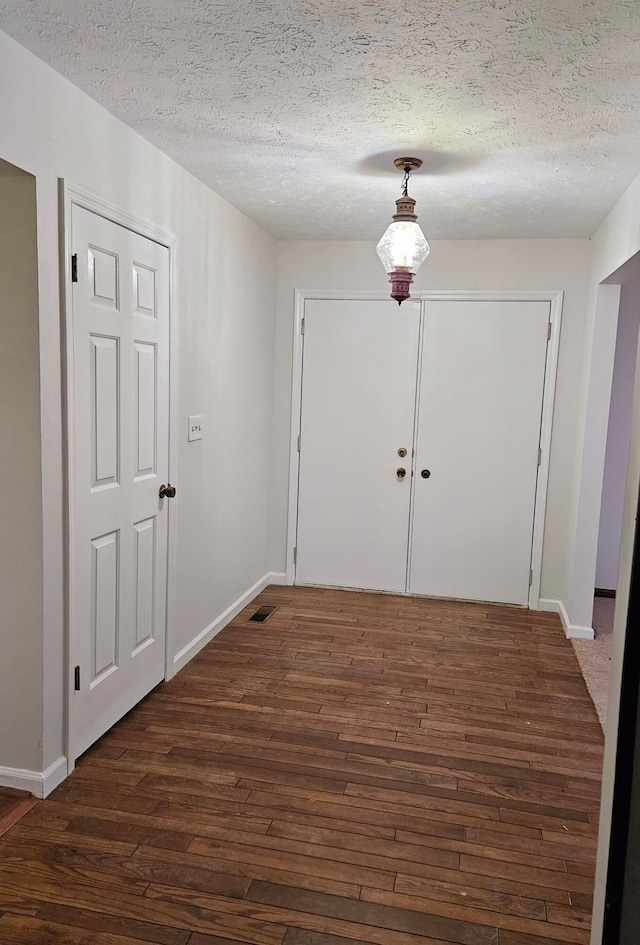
[376,157,430,304]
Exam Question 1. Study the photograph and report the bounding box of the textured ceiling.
[2,0,640,239]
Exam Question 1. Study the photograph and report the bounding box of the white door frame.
[286,289,564,610]
[60,181,179,773]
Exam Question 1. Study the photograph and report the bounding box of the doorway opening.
[288,291,562,610]
[573,260,640,733]
[0,158,42,787]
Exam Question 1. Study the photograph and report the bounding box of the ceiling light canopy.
[376,158,430,305]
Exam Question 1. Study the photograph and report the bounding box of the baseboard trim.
[0,765,42,796]
[267,572,287,585]
[172,571,276,673]
[539,598,595,640]
[538,597,570,629]
[42,756,69,797]
[566,625,596,640]
[0,755,68,798]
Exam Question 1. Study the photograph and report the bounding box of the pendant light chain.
[401,167,411,197]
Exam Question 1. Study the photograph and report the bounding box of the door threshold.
[294,581,529,608]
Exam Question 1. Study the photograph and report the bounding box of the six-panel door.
[71,206,170,759]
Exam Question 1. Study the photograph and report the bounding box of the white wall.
[579,170,640,945]
[0,30,278,781]
[596,273,640,590]
[272,239,590,606]
[591,295,640,945]
[567,174,640,642]
[0,171,43,772]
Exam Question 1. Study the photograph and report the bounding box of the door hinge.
[538,447,542,466]
[547,321,552,341]
[74,665,80,691]
[293,547,297,564]
[301,318,305,335]
[71,254,78,283]
[297,434,301,452]
[529,569,534,586]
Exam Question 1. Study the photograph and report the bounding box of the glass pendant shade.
[377,169,430,304]
[376,221,430,274]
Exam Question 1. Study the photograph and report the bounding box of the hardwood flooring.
[0,790,37,839]
[0,586,604,944]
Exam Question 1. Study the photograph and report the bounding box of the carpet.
[571,596,615,730]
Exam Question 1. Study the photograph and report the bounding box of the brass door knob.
[159,483,177,498]
[397,447,407,458]
[396,468,406,479]
[421,469,431,479]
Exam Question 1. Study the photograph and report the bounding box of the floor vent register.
[248,605,278,623]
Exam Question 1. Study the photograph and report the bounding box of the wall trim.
[286,289,564,605]
[538,596,571,628]
[539,597,595,639]
[0,755,68,799]
[42,756,69,796]
[172,571,278,673]
[568,283,622,633]
[567,624,596,640]
[268,572,287,585]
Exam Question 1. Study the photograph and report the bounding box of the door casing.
[60,181,179,774]
[286,289,564,609]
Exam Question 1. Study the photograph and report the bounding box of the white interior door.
[71,205,171,758]
[408,299,550,605]
[296,299,420,592]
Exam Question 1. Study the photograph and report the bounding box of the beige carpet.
[571,596,615,730]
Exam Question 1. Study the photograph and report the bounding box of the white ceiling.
[2,0,640,240]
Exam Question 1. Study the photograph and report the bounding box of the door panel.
[72,206,170,758]
[408,300,550,605]
[296,299,420,592]
[133,517,156,652]
[91,530,118,682]
[134,341,157,478]
[90,334,120,487]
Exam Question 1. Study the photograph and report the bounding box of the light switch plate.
[188,415,203,441]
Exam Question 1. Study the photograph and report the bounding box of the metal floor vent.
[249,605,278,623]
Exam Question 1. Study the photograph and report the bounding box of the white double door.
[70,206,171,758]
[295,298,551,605]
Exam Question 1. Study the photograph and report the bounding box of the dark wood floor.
[0,789,37,840]
[0,586,604,945]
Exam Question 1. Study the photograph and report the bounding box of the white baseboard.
[538,598,595,640]
[0,755,68,798]
[267,571,287,585]
[0,765,42,795]
[42,756,69,796]
[538,597,570,628]
[172,571,277,674]
[566,624,595,640]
